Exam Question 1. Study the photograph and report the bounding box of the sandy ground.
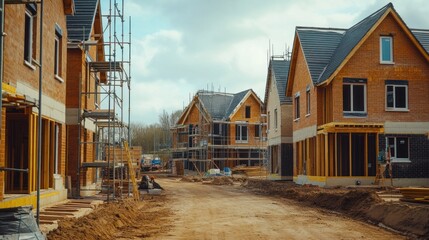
[48,177,422,239]
[148,178,403,240]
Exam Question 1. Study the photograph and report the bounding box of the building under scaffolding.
[66,0,135,200]
[171,89,267,175]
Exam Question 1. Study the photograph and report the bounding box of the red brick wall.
[66,49,83,108]
[4,1,67,103]
[331,13,429,123]
[290,41,318,132]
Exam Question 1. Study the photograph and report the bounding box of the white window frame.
[274,108,278,130]
[306,88,310,116]
[385,84,408,111]
[386,137,410,163]
[294,92,300,121]
[24,9,35,66]
[54,35,60,76]
[343,83,367,115]
[380,36,394,64]
[235,124,248,143]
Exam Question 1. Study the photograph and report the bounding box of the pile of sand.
[244,179,429,238]
[210,176,234,185]
[180,176,202,182]
[47,196,171,240]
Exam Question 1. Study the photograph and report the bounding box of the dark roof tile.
[412,29,429,54]
[270,59,291,103]
[66,0,99,41]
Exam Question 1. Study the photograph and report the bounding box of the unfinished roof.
[195,89,254,121]
[296,27,345,84]
[198,91,234,120]
[66,0,98,42]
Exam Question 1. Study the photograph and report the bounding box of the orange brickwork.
[1,1,70,199]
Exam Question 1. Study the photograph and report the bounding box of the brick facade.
[287,5,429,185]
[1,1,69,200]
[379,134,429,178]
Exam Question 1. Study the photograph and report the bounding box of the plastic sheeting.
[0,206,45,240]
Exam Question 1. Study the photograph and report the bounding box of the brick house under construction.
[171,89,266,174]
[0,1,74,208]
[263,57,293,179]
[65,0,106,196]
[286,3,429,187]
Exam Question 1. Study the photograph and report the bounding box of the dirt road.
[150,178,403,240]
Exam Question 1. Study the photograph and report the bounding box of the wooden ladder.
[124,141,140,200]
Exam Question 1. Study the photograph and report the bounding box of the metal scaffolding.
[171,90,267,176]
[79,0,132,201]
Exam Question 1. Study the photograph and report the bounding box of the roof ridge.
[296,26,347,31]
[348,3,392,31]
[317,2,393,83]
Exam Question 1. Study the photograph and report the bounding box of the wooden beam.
[329,134,334,177]
[334,133,337,177]
[305,138,311,175]
[349,133,352,177]
[316,135,320,176]
[324,133,328,177]
[364,133,368,177]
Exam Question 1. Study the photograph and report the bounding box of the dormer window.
[380,36,393,64]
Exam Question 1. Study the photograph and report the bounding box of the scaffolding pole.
[79,0,132,202]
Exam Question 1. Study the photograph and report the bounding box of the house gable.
[320,4,429,86]
[229,90,263,121]
[331,12,429,123]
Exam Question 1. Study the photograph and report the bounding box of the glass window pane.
[235,126,240,140]
[381,37,392,62]
[242,126,247,141]
[396,137,408,158]
[386,85,394,108]
[245,106,251,118]
[395,86,406,108]
[295,96,300,118]
[387,137,395,158]
[343,85,351,111]
[353,85,365,111]
[255,125,258,137]
[24,14,31,61]
[54,38,59,74]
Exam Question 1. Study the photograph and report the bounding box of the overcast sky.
[118,0,429,124]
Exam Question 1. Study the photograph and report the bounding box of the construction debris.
[232,165,267,176]
[399,187,429,204]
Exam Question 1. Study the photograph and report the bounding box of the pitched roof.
[317,3,392,83]
[412,29,429,53]
[196,89,256,121]
[296,27,345,84]
[271,59,292,104]
[225,89,249,117]
[66,0,99,42]
[198,91,234,120]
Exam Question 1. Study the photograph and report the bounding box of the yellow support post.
[124,141,139,200]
